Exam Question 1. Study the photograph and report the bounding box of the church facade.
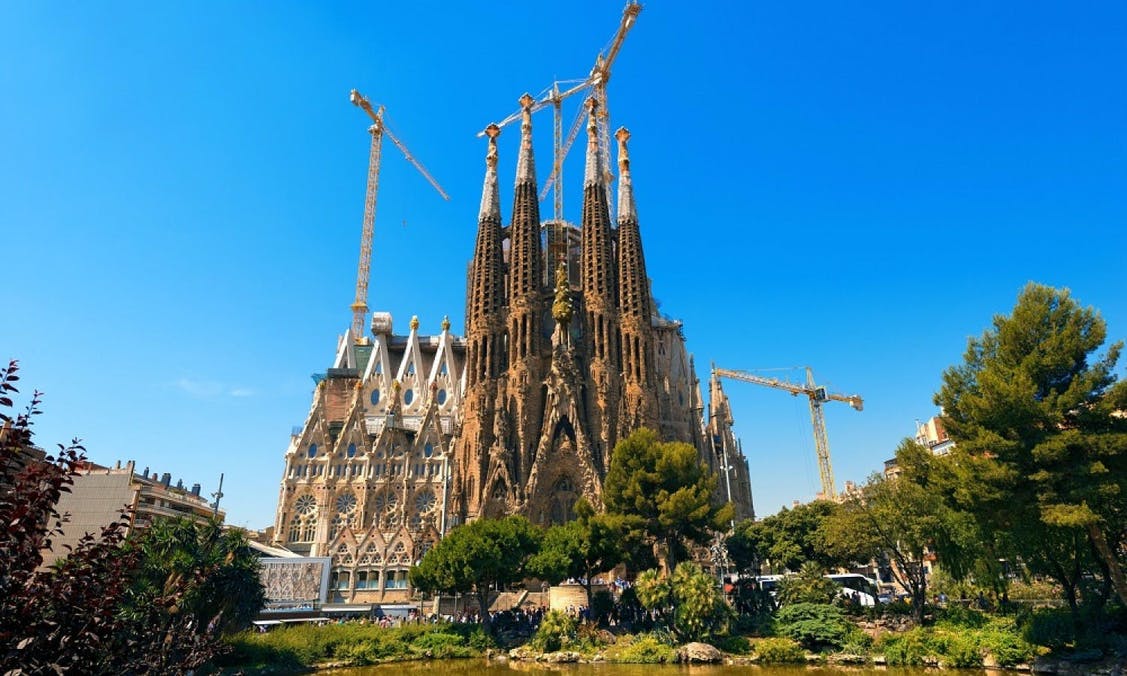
[272,97,753,604]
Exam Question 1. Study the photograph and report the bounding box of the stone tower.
[451,96,724,527]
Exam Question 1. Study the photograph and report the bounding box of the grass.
[217,621,495,670]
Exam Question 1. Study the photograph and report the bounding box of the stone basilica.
[272,97,754,603]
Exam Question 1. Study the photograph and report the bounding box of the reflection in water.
[323,660,985,676]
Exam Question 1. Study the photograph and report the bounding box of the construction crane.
[478,1,642,222]
[712,365,863,500]
[348,89,449,343]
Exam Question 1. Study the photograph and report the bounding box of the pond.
[322,661,989,675]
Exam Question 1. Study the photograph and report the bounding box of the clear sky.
[3,2,1125,529]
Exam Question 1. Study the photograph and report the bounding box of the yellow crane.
[478,1,642,222]
[712,365,863,500]
[348,89,449,343]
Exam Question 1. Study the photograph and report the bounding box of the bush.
[775,602,858,652]
[876,618,1036,669]
[937,604,988,629]
[753,637,806,663]
[529,610,576,653]
[733,610,775,637]
[979,626,1036,667]
[880,627,931,666]
[412,630,476,658]
[941,632,982,668]
[605,633,677,663]
[222,622,495,668]
[1022,607,1074,650]
[713,634,752,654]
[776,562,838,606]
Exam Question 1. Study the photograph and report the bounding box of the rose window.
[336,492,358,514]
[414,489,437,514]
[294,494,316,516]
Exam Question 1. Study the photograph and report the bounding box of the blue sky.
[3,2,1125,529]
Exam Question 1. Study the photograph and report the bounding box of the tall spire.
[478,124,501,222]
[508,93,544,363]
[466,124,506,384]
[580,96,615,304]
[615,125,649,322]
[615,125,655,419]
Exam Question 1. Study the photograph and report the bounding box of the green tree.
[603,428,732,572]
[823,441,976,623]
[763,502,836,572]
[775,561,839,606]
[409,515,541,633]
[634,563,731,641]
[935,283,1127,611]
[528,498,645,613]
[117,517,266,669]
[0,360,264,673]
[725,518,770,576]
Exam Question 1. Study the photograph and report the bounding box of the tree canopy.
[727,499,861,575]
[409,515,541,632]
[935,283,1127,610]
[603,428,732,571]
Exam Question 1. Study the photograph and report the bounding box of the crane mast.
[348,89,449,343]
[712,365,863,500]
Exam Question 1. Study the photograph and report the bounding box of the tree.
[1,360,141,673]
[725,518,770,576]
[0,360,266,672]
[775,561,839,606]
[935,283,1127,610]
[527,498,645,613]
[634,563,731,641]
[409,515,541,633]
[728,500,862,575]
[603,428,732,572]
[116,517,266,671]
[822,441,977,623]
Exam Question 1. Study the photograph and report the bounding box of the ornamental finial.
[551,262,573,326]
[409,315,419,331]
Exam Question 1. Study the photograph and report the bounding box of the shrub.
[1022,607,1074,650]
[775,602,858,652]
[529,610,576,653]
[753,637,806,663]
[221,622,495,668]
[713,634,752,654]
[979,626,1036,667]
[937,604,988,629]
[412,630,475,658]
[941,632,982,668]
[776,562,838,606]
[733,610,775,637]
[880,627,931,666]
[605,633,677,663]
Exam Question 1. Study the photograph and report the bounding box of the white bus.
[826,573,880,606]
